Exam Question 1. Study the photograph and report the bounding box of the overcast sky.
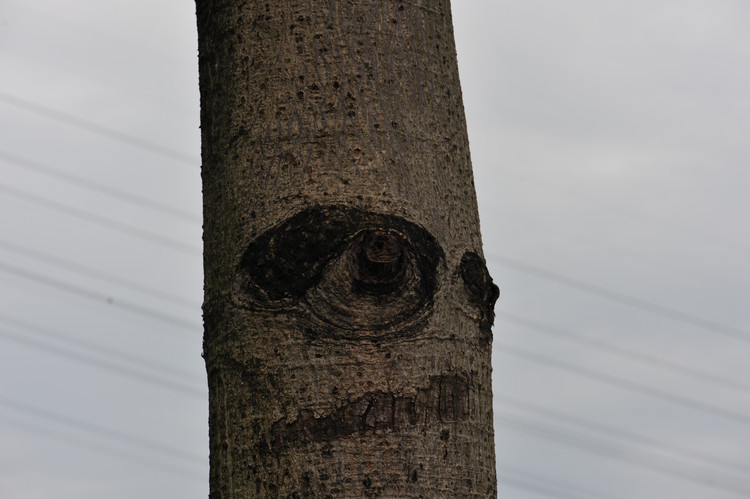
[1,1,749,498]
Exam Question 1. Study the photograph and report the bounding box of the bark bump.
[459,251,499,342]
[355,230,407,294]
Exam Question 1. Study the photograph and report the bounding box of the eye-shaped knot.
[237,206,443,337]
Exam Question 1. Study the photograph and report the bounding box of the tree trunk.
[196,0,498,496]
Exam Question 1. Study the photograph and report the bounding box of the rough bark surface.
[197,0,498,497]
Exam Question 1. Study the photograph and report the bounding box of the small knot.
[355,230,406,293]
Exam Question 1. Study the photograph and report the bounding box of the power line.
[489,254,750,342]
[497,412,750,497]
[0,314,201,382]
[0,414,204,481]
[0,327,205,398]
[0,395,205,464]
[499,312,750,394]
[500,478,584,499]
[497,168,750,256]
[0,91,199,166]
[496,342,750,427]
[500,476,603,499]
[0,149,201,223]
[0,238,200,308]
[5,0,195,68]
[0,183,202,256]
[498,464,626,499]
[496,394,750,477]
[0,260,201,331]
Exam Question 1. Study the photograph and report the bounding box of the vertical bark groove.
[197,0,497,496]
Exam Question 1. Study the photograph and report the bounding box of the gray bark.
[197,0,498,496]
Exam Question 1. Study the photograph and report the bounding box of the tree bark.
[197,0,498,497]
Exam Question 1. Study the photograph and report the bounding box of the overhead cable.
[0,238,200,308]
[498,464,625,499]
[0,413,205,481]
[0,395,205,464]
[496,343,750,427]
[0,91,199,166]
[497,412,750,497]
[0,183,201,256]
[0,314,201,382]
[0,328,205,398]
[0,149,201,222]
[489,254,750,342]
[499,312,750,394]
[496,394,750,477]
[0,261,201,331]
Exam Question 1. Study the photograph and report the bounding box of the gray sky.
[1,1,749,498]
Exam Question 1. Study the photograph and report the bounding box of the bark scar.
[270,374,471,448]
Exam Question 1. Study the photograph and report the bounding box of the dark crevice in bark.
[270,373,471,449]
[459,251,499,344]
[239,206,442,303]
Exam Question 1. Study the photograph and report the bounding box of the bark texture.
[197,0,498,496]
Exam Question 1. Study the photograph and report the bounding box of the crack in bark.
[270,373,470,448]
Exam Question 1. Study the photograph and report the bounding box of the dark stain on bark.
[238,206,443,336]
[270,374,470,448]
[239,206,351,302]
[239,206,442,303]
[459,251,499,343]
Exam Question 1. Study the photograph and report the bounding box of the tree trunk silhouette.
[197,1,498,496]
